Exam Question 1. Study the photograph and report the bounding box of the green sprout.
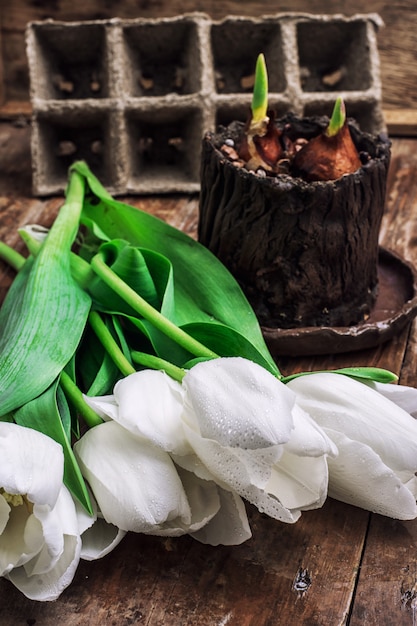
[251,53,268,125]
[243,53,283,171]
[326,97,346,137]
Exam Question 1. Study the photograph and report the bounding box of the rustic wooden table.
[1,121,417,625]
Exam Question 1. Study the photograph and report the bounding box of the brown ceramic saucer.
[261,247,417,357]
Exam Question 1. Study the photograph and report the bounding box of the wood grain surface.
[1,123,417,624]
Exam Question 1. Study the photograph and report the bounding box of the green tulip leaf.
[71,161,279,377]
[281,367,398,385]
[334,367,398,383]
[112,313,190,367]
[251,53,268,124]
[77,322,121,397]
[326,97,346,137]
[181,321,279,374]
[0,171,92,417]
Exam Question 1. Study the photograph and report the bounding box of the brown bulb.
[291,123,362,182]
[252,122,283,168]
[238,113,283,171]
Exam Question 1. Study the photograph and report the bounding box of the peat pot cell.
[37,117,112,188]
[215,103,252,130]
[211,20,285,94]
[29,23,108,99]
[123,20,201,96]
[297,20,372,92]
[127,111,202,185]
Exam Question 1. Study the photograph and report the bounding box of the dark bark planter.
[262,248,417,356]
[198,114,391,335]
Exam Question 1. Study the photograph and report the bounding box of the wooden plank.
[1,0,391,30]
[0,126,417,623]
[349,513,417,625]
[0,22,4,107]
[384,110,417,138]
[0,134,371,623]
[347,139,417,624]
[379,138,417,262]
[0,100,31,118]
[0,500,369,626]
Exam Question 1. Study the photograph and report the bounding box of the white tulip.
[287,372,417,519]
[0,422,82,601]
[178,358,335,523]
[74,420,208,535]
[84,370,249,540]
[84,358,334,532]
[75,414,252,544]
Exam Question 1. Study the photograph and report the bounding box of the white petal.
[185,423,281,490]
[368,381,417,418]
[285,404,337,458]
[143,468,221,537]
[113,370,187,453]
[0,503,44,575]
[190,488,252,546]
[74,421,190,533]
[184,425,297,523]
[6,488,82,601]
[26,486,79,576]
[174,467,221,533]
[80,518,126,561]
[264,404,332,511]
[0,494,10,534]
[75,490,98,536]
[0,423,64,508]
[267,451,329,511]
[324,428,417,520]
[7,534,81,601]
[405,475,417,499]
[24,505,64,576]
[73,487,126,560]
[288,373,417,481]
[83,394,117,421]
[171,449,214,482]
[182,357,295,449]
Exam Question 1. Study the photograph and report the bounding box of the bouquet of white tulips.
[1,162,417,601]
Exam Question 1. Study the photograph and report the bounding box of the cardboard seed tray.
[26,12,385,196]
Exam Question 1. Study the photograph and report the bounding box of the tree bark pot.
[198,114,391,330]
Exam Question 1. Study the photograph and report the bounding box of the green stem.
[54,169,86,249]
[88,310,136,377]
[0,242,26,272]
[19,228,93,289]
[60,371,102,428]
[90,252,218,360]
[131,350,186,382]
